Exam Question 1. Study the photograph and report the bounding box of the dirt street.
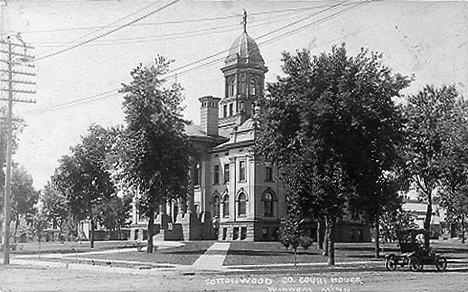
[1,265,468,292]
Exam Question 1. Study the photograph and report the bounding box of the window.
[262,227,268,240]
[250,78,257,95]
[229,103,233,116]
[223,195,230,217]
[265,166,273,181]
[229,79,236,97]
[241,227,247,240]
[214,165,220,185]
[241,74,246,94]
[213,195,220,218]
[233,227,239,240]
[222,228,227,240]
[238,193,247,216]
[239,160,246,181]
[263,192,274,216]
[194,163,200,186]
[223,105,227,117]
[224,164,230,184]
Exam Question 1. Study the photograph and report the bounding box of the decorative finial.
[241,9,247,33]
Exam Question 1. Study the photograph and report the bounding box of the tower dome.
[224,10,265,67]
[225,32,265,67]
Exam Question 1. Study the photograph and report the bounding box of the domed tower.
[219,10,268,131]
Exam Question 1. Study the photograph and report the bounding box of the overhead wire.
[20,1,372,115]
[37,1,162,57]
[35,0,181,61]
[35,8,308,48]
[22,3,355,35]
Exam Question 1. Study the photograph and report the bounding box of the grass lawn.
[75,241,215,266]
[4,240,141,255]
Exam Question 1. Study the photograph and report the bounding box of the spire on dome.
[241,9,247,33]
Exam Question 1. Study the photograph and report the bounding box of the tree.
[0,108,26,231]
[439,98,468,243]
[41,181,69,241]
[53,124,115,248]
[256,45,410,265]
[118,56,192,253]
[95,193,132,239]
[402,85,459,249]
[380,208,418,243]
[10,165,39,242]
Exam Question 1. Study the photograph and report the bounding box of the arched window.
[238,193,247,216]
[213,195,220,218]
[249,78,257,96]
[229,78,236,97]
[223,195,230,217]
[263,192,274,216]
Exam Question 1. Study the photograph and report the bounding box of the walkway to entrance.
[191,242,231,270]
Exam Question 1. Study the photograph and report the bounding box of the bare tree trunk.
[424,191,433,250]
[327,216,336,266]
[147,209,155,253]
[375,216,380,258]
[90,217,95,248]
[317,215,326,250]
[462,215,466,244]
[323,216,329,256]
[14,213,20,243]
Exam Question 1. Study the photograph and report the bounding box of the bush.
[300,236,313,250]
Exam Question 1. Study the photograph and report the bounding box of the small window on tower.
[229,79,236,97]
[250,78,257,95]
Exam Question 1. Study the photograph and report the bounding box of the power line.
[35,0,181,61]
[19,1,355,115]
[21,1,374,116]
[44,1,161,51]
[35,9,307,48]
[22,3,355,35]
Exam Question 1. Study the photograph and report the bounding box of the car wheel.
[436,256,447,271]
[409,256,421,272]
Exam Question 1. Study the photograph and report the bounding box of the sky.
[0,0,467,190]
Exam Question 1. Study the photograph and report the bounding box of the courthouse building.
[130,15,370,242]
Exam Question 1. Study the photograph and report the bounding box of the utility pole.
[0,35,36,265]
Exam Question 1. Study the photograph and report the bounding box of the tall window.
[214,165,220,185]
[223,105,227,117]
[265,166,273,181]
[249,78,257,95]
[239,160,246,181]
[263,192,274,216]
[229,79,236,97]
[224,164,230,184]
[240,74,246,94]
[194,163,200,185]
[238,193,247,216]
[223,195,230,217]
[213,195,220,218]
[229,103,233,116]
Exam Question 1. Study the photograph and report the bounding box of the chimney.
[199,96,221,136]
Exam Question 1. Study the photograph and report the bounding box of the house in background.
[130,14,370,242]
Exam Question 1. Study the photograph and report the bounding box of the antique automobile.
[385,228,447,272]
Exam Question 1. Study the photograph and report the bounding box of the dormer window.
[223,105,228,118]
[249,78,257,95]
[229,103,233,116]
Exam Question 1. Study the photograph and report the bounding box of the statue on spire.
[241,9,247,33]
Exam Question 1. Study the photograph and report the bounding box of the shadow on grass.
[227,249,317,257]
